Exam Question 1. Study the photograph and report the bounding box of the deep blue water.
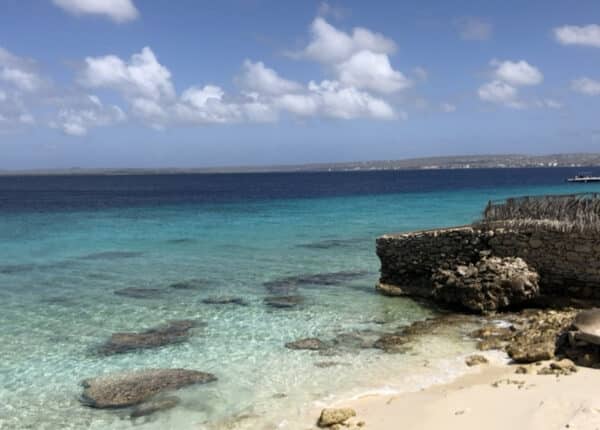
[1,167,599,430]
[0,167,589,212]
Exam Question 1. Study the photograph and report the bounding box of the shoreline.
[307,358,600,430]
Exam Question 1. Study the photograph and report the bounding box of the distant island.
[3,153,600,176]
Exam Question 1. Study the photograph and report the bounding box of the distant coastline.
[2,152,600,176]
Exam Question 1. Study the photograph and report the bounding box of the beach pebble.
[318,408,357,427]
[465,354,488,366]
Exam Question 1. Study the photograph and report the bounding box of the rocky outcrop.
[377,223,600,302]
[507,310,575,363]
[431,256,540,312]
[80,369,217,408]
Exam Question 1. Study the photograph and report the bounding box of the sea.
[1,167,599,430]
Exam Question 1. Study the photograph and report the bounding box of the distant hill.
[2,153,600,176]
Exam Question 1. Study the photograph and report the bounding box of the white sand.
[311,363,600,430]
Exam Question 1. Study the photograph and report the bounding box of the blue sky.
[1,0,600,169]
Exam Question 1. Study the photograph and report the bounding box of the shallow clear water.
[1,169,599,429]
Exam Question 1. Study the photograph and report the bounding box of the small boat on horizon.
[566,172,600,183]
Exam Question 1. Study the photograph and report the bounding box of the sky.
[1,0,600,169]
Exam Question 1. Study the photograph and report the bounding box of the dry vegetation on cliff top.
[479,193,600,232]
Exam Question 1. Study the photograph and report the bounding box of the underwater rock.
[264,295,305,309]
[202,296,248,306]
[130,396,180,418]
[80,369,216,408]
[572,309,600,345]
[114,288,164,299]
[297,238,364,250]
[168,279,210,290]
[432,256,540,313]
[285,338,329,351]
[97,320,197,355]
[373,334,410,353]
[79,251,143,260]
[263,270,368,295]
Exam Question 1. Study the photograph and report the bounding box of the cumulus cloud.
[289,17,409,98]
[572,77,600,96]
[79,47,175,102]
[237,60,302,96]
[52,0,139,22]
[554,24,600,48]
[492,60,543,86]
[49,94,126,136]
[336,50,411,94]
[294,17,396,64]
[455,17,493,41]
[478,59,544,108]
[478,80,519,105]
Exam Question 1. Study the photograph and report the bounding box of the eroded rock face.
[506,310,576,363]
[97,320,197,355]
[80,369,217,408]
[432,256,540,313]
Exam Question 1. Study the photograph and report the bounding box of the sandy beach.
[313,361,600,430]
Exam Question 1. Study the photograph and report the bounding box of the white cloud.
[456,17,493,41]
[52,0,139,23]
[295,17,396,64]
[478,80,519,106]
[336,50,411,94]
[0,46,45,92]
[79,47,175,102]
[492,60,543,86]
[572,77,600,96]
[440,102,456,112]
[50,94,126,136]
[238,60,302,96]
[554,24,600,48]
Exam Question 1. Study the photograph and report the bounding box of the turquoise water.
[1,172,599,429]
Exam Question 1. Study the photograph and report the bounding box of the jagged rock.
[80,369,217,408]
[130,396,180,418]
[285,338,328,351]
[465,354,488,366]
[264,295,304,309]
[318,408,356,427]
[507,310,576,363]
[432,256,540,313]
[97,320,197,355]
[202,297,248,306]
